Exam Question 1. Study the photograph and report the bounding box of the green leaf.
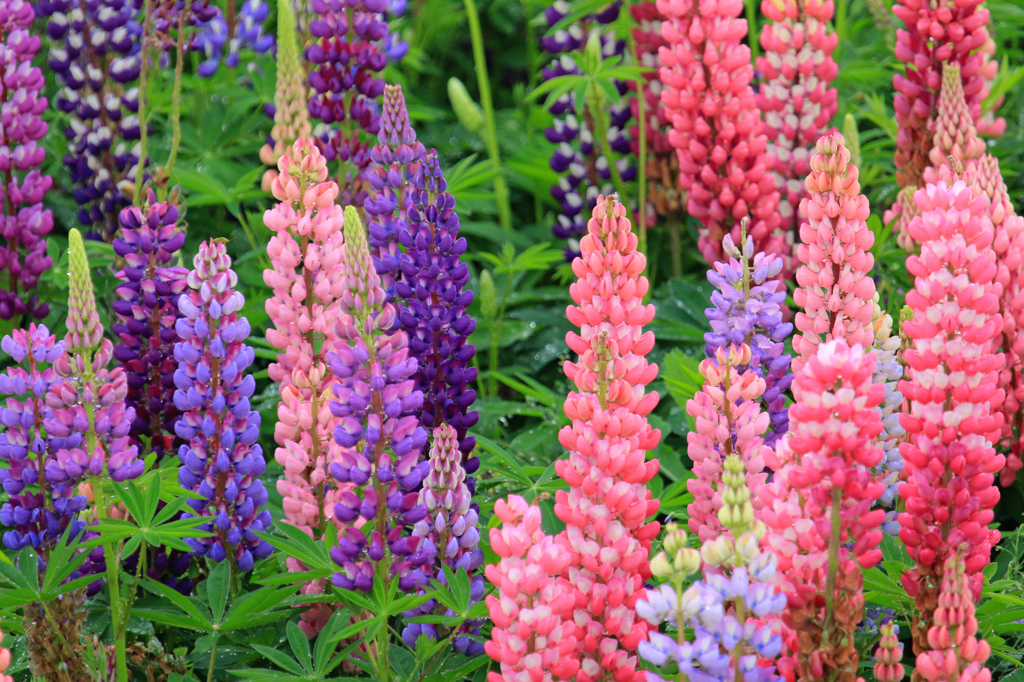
[207,561,231,624]
[140,577,213,628]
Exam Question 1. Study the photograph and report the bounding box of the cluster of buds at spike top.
[398,149,479,471]
[259,0,310,191]
[485,495,582,682]
[0,325,90,555]
[756,0,839,236]
[874,618,906,682]
[307,0,390,208]
[327,207,431,593]
[891,0,1001,193]
[174,240,272,572]
[657,0,783,268]
[0,0,54,321]
[759,339,886,682]
[403,424,485,653]
[365,83,425,298]
[685,344,772,543]
[554,196,661,682]
[39,0,145,241]
[192,0,274,77]
[705,233,793,445]
[44,230,143,488]
[915,552,992,682]
[112,191,189,462]
[870,296,906,533]
[898,175,1004,656]
[542,1,634,257]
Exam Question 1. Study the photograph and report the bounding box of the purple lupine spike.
[173,240,272,572]
[397,149,479,470]
[192,0,274,77]
[704,233,793,446]
[307,0,390,208]
[402,424,485,653]
[0,0,54,321]
[328,207,431,593]
[112,190,189,461]
[38,0,146,242]
[366,84,425,300]
[542,0,635,258]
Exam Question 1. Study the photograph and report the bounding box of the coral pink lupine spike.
[657,0,783,268]
[484,495,582,682]
[922,64,986,187]
[555,195,661,682]
[756,0,839,236]
[685,343,771,543]
[898,173,1005,657]
[792,132,876,373]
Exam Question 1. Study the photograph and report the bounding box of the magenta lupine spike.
[484,495,583,682]
[554,196,661,682]
[898,174,1005,651]
[0,0,54,321]
[759,339,886,682]
[685,343,771,544]
[44,230,142,488]
[657,0,783,268]
[174,240,272,572]
[756,0,839,237]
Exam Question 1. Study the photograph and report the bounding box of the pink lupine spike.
[898,173,1005,655]
[874,618,906,682]
[554,195,660,682]
[756,0,839,236]
[792,132,876,373]
[920,63,986,190]
[685,343,771,543]
[484,495,582,682]
[657,0,783,268]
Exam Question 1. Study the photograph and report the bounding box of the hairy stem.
[161,5,189,200]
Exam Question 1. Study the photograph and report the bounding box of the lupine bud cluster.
[398,149,479,470]
[45,230,143,488]
[874,618,906,682]
[685,344,771,542]
[554,196,661,682]
[403,424,484,653]
[705,233,793,444]
[760,339,886,682]
[112,192,189,461]
[657,0,782,266]
[485,495,581,682]
[898,174,1004,654]
[39,0,145,241]
[328,207,430,593]
[756,0,839,235]
[542,2,634,256]
[192,0,274,77]
[365,84,425,297]
[0,0,53,321]
[307,0,390,207]
[174,240,272,571]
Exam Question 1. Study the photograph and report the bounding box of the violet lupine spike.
[402,424,485,654]
[307,0,390,208]
[0,0,54,321]
[398,149,479,470]
[542,0,635,257]
[192,0,274,77]
[112,190,189,461]
[327,207,431,594]
[756,0,839,237]
[704,233,793,445]
[173,239,272,572]
[39,0,145,241]
[366,83,425,299]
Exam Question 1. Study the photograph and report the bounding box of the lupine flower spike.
[328,207,430,593]
[555,195,661,681]
[658,0,783,267]
[174,239,272,571]
[757,0,839,237]
[192,0,274,77]
[898,172,1004,657]
[871,296,906,533]
[484,495,582,682]
[874,618,906,682]
[705,232,793,444]
[760,339,886,682]
[0,0,54,320]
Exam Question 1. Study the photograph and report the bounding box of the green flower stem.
[207,637,218,682]
[463,0,513,230]
[592,102,629,207]
[133,0,153,205]
[488,273,513,396]
[631,34,649,262]
[91,474,127,681]
[160,5,189,201]
[744,0,759,60]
